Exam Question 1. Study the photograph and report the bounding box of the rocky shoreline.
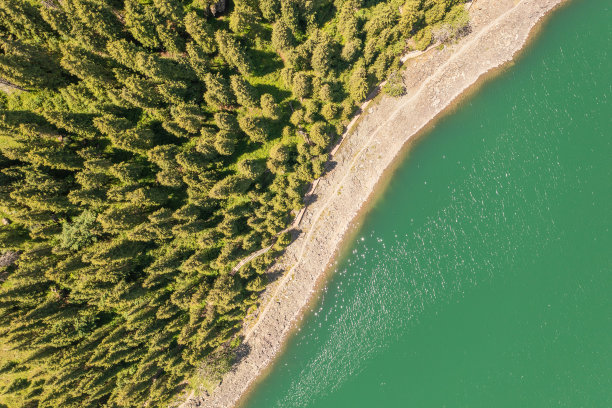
[180,0,568,406]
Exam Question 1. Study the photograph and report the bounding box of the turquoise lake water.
[244,1,612,406]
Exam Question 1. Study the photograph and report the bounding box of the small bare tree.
[0,251,20,268]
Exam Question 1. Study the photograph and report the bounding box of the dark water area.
[244,0,612,406]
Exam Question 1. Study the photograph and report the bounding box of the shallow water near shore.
[242,0,612,406]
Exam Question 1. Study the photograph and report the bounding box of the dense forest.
[0,0,468,406]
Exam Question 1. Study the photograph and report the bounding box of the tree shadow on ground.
[304,193,318,206]
[253,83,291,103]
[265,264,286,286]
[324,159,337,173]
[231,341,251,369]
[248,49,284,77]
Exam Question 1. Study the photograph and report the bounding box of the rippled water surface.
[244,1,612,406]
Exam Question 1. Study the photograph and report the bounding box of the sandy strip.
[180,0,567,406]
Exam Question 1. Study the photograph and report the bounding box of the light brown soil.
[179,0,567,406]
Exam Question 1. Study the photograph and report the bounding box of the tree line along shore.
[0,0,468,406]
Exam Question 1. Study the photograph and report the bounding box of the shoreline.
[180,0,568,406]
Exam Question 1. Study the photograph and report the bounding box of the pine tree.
[60,210,100,251]
[186,42,211,81]
[214,112,239,131]
[214,130,239,155]
[364,2,396,39]
[148,145,184,187]
[311,35,335,77]
[134,51,197,82]
[271,20,294,52]
[321,103,338,120]
[319,83,334,102]
[72,0,123,41]
[9,167,74,215]
[267,143,290,174]
[337,0,361,40]
[156,21,186,54]
[158,81,191,105]
[106,39,141,67]
[238,114,270,143]
[230,75,258,109]
[0,40,67,89]
[114,128,157,154]
[176,146,210,173]
[209,175,251,199]
[260,94,280,119]
[0,0,52,43]
[215,30,253,76]
[184,12,217,54]
[363,37,378,65]
[204,72,236,110]
[341,38,362,63]
[309,121,330,148]
[280,0,301,34]
[229,1,260,34]
[197,127,219,157]
[245,275,266,292]
[171,104,207,134]
[260,0,281,21]
[153,0,185,21]
[124,0,161,49]
[280,66,294,88]
[42,111,98,138]
[289,108,304,126]
[39,5,71,38]
[291,72,311,100]
[349,61,369,102]
[116,74,164,109]
[286,44,311,70]
[237,158,265,178]
[399,0,424,34]
[372,50,393,81]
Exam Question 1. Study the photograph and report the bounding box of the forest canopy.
[0,0,467,406]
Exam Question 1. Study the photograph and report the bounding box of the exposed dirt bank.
[180,0,567,406]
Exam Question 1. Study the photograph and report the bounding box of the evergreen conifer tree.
[124,0,162,49]
[260,0,281,21]
[238,114,270,143]
[292,72,311,100]
[204,72,236,110]
[215,31,253,76]
[271,20,294,52]
[230,75,259,109]
[260,94,281,119]
[349,61,369,102]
